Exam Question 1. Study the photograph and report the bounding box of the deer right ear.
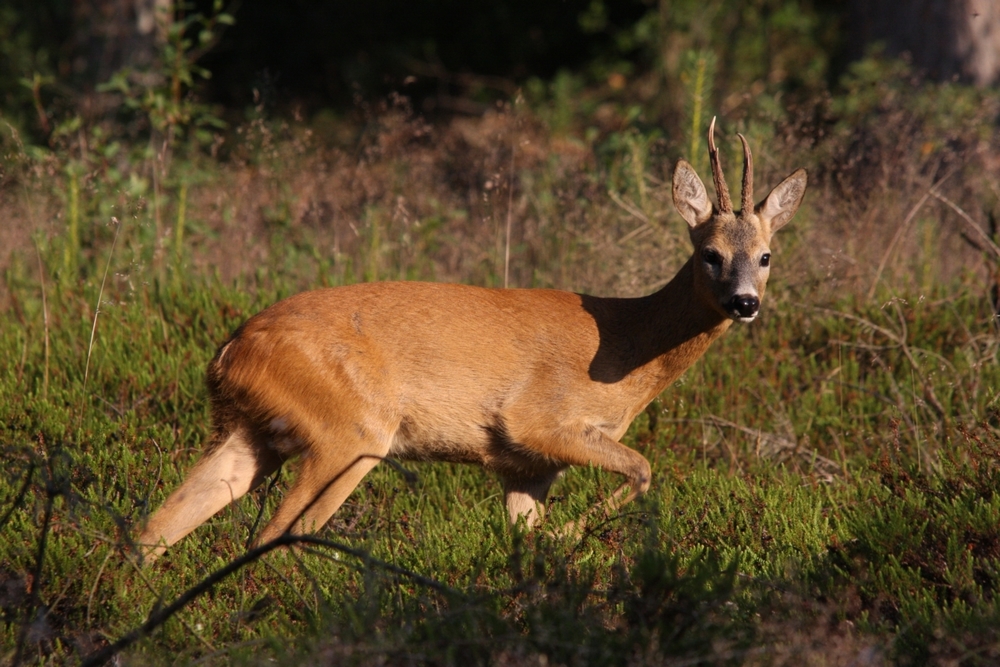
[672,160,714,229]
[758,168,807,235]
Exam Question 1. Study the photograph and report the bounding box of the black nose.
[729,295,759,318]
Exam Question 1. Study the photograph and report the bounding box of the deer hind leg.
[253,423,391,547]
[501,469,562,528]
[137,426,283,562]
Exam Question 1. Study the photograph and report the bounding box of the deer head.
[672,117,807,322]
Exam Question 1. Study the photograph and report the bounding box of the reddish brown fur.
[137,123,807,561]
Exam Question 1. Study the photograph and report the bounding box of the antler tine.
[707,116,733,214]
[736,133,753,215]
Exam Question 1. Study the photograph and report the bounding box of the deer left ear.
[672,160,714,229]
[758,169,807,235]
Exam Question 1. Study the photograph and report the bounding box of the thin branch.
[868,169,956,299]
[85,547,114,627]
[608,190,650,226]
[931,190,1000,261]
[81,533,458,667]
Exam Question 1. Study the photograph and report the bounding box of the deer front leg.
[521,425,652,536]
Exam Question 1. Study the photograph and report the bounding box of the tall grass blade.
[83,218,121,390]
[681,49,716,175]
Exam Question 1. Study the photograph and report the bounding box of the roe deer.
[137,118,807,561]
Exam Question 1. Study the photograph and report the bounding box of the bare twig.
[244,471,282,552]
[608,190,651,226]
[868,169,956,299]
[124,542,218,654]
[811,304,951,440]
[85,547,114,627]
[667,415,841,481]
[82,533,458,667]
[567,509,648,560]
[931,190,1000,261]
[811,306,957,376]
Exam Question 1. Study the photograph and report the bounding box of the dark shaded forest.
[3,0,998,137]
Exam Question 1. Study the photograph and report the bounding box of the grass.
[2,74,1000,665]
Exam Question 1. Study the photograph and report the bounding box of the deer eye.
[760,253,771,267]
[702,249,723,267]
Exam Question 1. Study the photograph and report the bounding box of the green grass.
[3,239,1000,665]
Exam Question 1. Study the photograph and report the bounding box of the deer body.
[138,120,806,561]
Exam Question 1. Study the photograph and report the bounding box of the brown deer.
[137,118,807,561]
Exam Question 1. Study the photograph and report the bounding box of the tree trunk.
[848,0,1000,86]
[71,0,172,87]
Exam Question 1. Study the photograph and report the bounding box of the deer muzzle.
[727,294,760,321]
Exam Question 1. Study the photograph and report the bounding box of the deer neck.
[584,257,732,397]
[646,256,732,362]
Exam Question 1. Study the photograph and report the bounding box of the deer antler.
[707,116,733,214]
[737,133,753,214]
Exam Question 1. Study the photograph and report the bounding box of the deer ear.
[672,160,713,229]
[758,168,807,235]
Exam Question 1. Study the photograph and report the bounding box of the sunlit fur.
[137,127,807,562]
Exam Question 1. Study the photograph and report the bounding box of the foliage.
[0,0,71,135]
[96,1,231,148]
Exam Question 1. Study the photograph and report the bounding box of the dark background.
[1,0,997,134]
